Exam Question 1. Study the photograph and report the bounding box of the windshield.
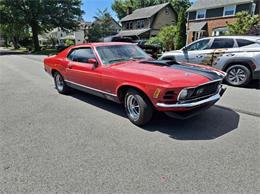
[96,44,150,65]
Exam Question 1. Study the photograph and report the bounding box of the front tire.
[124,89,153,126]
[225,64,251,87]
[53,72,70,94]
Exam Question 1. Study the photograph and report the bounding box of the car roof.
[73,42,134,48]
[199,36,260,41]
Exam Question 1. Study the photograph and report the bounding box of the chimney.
[127,7,133,15]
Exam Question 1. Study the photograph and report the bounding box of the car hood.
[111,61,223,87]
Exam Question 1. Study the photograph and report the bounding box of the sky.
[82,0,118,22]
[82,0,196,22]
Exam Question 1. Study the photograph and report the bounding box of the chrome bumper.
[156,87,226,108]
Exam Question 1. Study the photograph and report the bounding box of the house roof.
[187,0,253,11]
[117,28,151,37]
[121,2,170,22]
[189,22,207,31]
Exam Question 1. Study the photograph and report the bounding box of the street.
[0,54,259,193]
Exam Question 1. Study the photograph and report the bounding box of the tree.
[0,2,29,48]
[175,8,186,49]
[112,0,191,19]
[171,0,191,13]
[88,9,118,42]
[65,39,75,46]
[226,11,259,35]
[0,0,84,51]
[0,24,30,49]
[147,25,177,51]
[146,36,163,48]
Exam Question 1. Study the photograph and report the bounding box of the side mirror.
[87,58,98,68]
[182,46,188,52]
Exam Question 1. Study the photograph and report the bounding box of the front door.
[66,47,102,90]
[184,38,214,65]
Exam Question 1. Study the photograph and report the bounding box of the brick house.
[117,3,177,40]
[186,0,260,43]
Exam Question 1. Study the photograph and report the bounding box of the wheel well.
[117,85,153,105]
[223,62,253,75]
[51,69,59,77]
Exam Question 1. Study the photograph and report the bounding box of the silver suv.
[160,36,260,86]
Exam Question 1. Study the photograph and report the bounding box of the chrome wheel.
[55,73,64,92]
[126,95,140,121]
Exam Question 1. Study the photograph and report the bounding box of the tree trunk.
[12,36,19,49]
[30,21,40,51]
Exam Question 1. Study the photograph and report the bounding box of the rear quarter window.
[236,39,255,47]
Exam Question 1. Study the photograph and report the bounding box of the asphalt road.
[0,54,259,193]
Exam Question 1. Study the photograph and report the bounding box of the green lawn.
[32,48,58,55]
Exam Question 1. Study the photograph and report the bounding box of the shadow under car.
[68,89,240,141]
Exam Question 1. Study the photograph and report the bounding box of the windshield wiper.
[108,58,129,63]
[128,56,146,61]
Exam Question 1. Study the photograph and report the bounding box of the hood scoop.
[140,60,179,66]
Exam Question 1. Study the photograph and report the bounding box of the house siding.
[186,0,260,43]
[151,5,177,31]
[187,17,237,43]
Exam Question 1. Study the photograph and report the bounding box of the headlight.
[178,88,195,101]
[178,89,188,100]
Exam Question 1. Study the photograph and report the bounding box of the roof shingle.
[187,0,253,11]
[121,2,170,22]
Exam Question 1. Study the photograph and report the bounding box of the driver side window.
[67,48,96,63]
[186,39,210,51]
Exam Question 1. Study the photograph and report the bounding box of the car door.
[209,38,235,66]
[183,38,214,65]
[66,47,102,90]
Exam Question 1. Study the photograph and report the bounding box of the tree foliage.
[175,8,186,49]
[226,11,259,35]
[88,9,118,42]
[147,25,177,51]
[112,0,191,19]
[0,2,29,48]
[0,0,84,51]
[146,36,163,48]
[65,39,75,46]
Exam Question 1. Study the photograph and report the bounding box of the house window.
[196,9,206,19]
[223,5,236,16]
[137,20,144,29]
[129,22,133,29]
[212,27,229,36]
[126,22,133,30]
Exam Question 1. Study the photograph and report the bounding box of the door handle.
[196,55,203,58]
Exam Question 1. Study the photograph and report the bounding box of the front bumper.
[156,87,226,109]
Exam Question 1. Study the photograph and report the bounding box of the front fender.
[116,82,158,106]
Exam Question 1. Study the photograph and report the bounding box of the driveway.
[0,54,259,193]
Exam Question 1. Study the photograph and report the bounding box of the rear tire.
[124,89,153,126]
[225,64,251,87]
[53,72,70,94]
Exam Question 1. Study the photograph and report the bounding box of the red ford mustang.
[44,42,226,126]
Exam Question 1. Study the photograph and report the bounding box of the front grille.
[184,80,221,101]
[163,91,175,99]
